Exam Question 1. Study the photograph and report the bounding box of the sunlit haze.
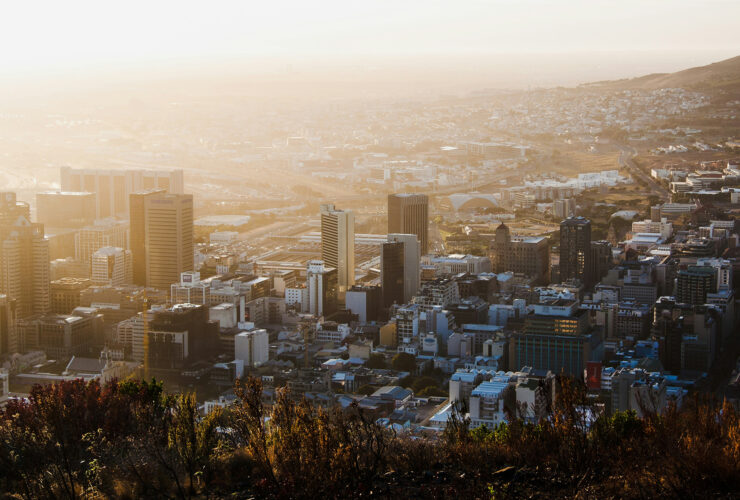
[2,0,739,89]
[1,3,740,497]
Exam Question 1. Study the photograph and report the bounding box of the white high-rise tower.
[320,204,355,295]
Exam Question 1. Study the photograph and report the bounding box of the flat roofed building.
[61,166,184,219]
[320,204,355,295]
[388,193,429,255]
[143,194,193,290]
[36,191,96,229]
[491,223,549,284]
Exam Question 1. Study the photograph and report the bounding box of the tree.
[417,386,447,398]
[391,352,417,373]
[357,385,377,396]
[365,353,386,369]
[411,376,439,393]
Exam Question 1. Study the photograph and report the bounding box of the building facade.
[388,193,429,255]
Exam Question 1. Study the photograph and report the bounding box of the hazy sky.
[3,1,738,72]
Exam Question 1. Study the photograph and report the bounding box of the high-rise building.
[590,241,613,285]
[491,223,549,284]
[320,204,355,295]
[560,216,593,286]
[0,193,30,226]
[132,193,193,290]
[381,234,420,308]
[91,247,132,286]
[129,189,166,286]
[676,266,716,305]
[36,191,96,229]
[146,303,218,369]
[306,260,338,317]
[0,212,50,319]
[60,167,184,219]
[553,198,577,219]
[0,295,17,355]
[235,329,269,369]
[388,193,429,255]
[381,240,404,308]
[75,218,129,264]
[510,301,592,376]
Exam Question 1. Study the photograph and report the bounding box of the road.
[617,145,672,202]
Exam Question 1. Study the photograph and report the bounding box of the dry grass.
[551,151,621,176]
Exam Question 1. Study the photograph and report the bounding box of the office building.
[676,266,717,305]
[36,191,96,229]
[553,198,577,219]
[147,303,219,369]
[0,192,30,226]
[510,300,592,376]
[129,189,166,285]
[423,254,492,275]
[381,240,404,308]
[0,295,17,355]
[17,310,103,359]
[491,223,549,284]
[388,193,429,254]
[306,260,338,317]
[381,233,420,308]
[170,271,210,305]
[345,285,381,323]
[560,217,593,286]
[50,278,91,314]
[50,257,89,281]
[75,218,129,264]
[320,204,355,295]
[0,213,50,318]
[590,241,612,284]
[60,166,184,219]
[235,329,269,369]
[143,193,194,290]
[91,247,132,286]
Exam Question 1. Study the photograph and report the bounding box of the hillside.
[1,377,739,499]
[585,55,740,94]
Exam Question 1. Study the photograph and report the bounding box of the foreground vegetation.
[1,377,739,499]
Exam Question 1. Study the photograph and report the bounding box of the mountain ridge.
[583,54,740,93]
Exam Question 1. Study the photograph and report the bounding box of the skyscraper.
[129,189,166,286]
[381,233,420,308]
[0,295,17,355]
[144,194,193,290]
[381,241,404,308]
[559,216,593,286]
[320,204,355,295]
[0,197,50,319]
[306,260,338,317]
[388,193,429,255]
[0,193,30,226]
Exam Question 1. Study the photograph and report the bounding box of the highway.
[617,145,672,202]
